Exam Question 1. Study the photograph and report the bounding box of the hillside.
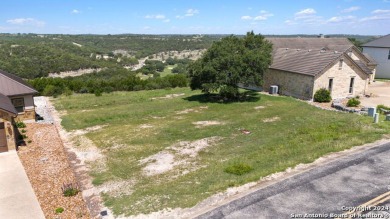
[0,33,377,79]
[0,34,218,79]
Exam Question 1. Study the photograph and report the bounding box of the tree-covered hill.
[0,34,218,79]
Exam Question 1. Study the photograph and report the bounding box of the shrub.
[20,134,28,139]
[314,88,331,103]
[377,104,390,114]
[42,85,62,97]
[94,89,102,97]
[62,183,80,197]
[21,129,27,133]
[55,207,64,214]
[16,121,26,128]
[224,162,253,175]
[347,98,360,107]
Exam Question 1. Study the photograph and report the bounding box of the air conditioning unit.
[269,85,278,94]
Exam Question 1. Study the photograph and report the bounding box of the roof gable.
[362,34,390,48]
[0,93,17,115]
[0,70,37,96]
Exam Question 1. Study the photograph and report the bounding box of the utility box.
[368,107,376,117]
[269,85,278,95]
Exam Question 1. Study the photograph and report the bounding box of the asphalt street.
[197,142,390,219]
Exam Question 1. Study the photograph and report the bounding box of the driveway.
[196,142,390,219]
[0,151,45,219]
[360,81,390,107]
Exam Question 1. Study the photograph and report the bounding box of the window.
[11,98,24,113]
[328,78,333,93]
[388,50,390,60]
[349,77,355,94]
[339,59,344,70]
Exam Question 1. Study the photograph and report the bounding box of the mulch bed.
[18,123,90,219]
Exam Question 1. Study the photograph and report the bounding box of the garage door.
[0,123,7,153]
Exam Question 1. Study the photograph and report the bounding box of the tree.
[348,38,363,51]
[188,31,272,100]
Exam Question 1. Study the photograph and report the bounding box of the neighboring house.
[0,70,38,152]
[362,34,390,79]
[0,70,38,121]
[263,38,377,100]
[0,93,17,152]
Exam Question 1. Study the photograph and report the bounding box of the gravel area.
[18,123,90,218]
[34,96,55,124]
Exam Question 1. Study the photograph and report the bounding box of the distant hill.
[0,34,218,79]
[0,33,379,79]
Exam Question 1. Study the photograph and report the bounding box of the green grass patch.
[160,64,176,77]
[52,87,390,216]
[225,162,253,175]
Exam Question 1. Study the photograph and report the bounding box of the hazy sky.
[1,0,389,35]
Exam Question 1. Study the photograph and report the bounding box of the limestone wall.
[0,110,16,151]
[314,57,369,99]
[264,69,315,100]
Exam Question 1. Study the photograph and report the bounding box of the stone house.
[263,38,377,100]
[0,70,38,152]
[362,34,390,79]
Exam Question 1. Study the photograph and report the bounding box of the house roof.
[266,37,353,53]
[362,34,390,48]
[270,48,343,76]
[362,53,377,65]
[0,93,17,115]
[267,37,373,77]
[0,70,38,97]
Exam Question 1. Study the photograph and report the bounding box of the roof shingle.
[0,93,17,115]
[362,34,390,48]
[266,37,353,53]
[270,49,342,76]
[0,70,37,96]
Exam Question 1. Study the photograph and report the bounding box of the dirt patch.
[140,151,178,176]
[18,123,90,218]
[139,124,153,129]
[69,124,107,136]
[176,108,198,114]
[192,121,225,128]
[254,106,265,110]
[262,116,280,123]
[151,93,185,100]
[97,180,136,197]
[176,106,208,115]
[140,137,222,176]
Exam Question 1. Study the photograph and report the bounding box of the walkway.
[0,151,45,219]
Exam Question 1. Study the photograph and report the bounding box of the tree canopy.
[188,31,272,100]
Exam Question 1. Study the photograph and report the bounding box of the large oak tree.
[188,31,272,99]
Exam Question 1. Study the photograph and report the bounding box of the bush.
[314,88,331,103]
[42,85,63,97]
[16,121,26,128]
[377,104,390,114]
[55,207,64,214]
[62,183,80,197]
[347,98,360,107]
[224,162,253,175]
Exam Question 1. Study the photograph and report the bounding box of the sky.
[1,0,389,35]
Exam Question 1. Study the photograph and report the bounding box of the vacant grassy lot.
[53,88,390,216]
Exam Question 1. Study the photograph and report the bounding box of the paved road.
[197,143,390,219]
